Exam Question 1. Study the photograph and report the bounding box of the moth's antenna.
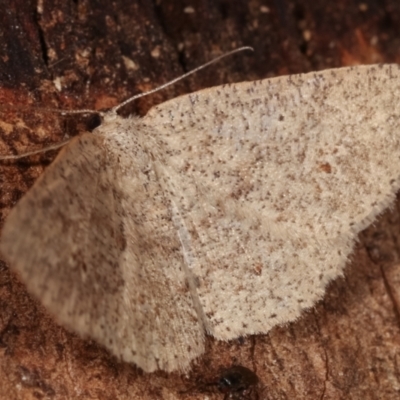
[10,46,253,118]
[112,46,253,113]
[0,140,70,160]
[0,104,101,116]
[0,46,253,160]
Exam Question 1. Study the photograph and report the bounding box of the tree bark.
[1,0,400,399]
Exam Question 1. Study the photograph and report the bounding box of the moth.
[2,63,400,372]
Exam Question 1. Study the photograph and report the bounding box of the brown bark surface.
[1,1,400,399]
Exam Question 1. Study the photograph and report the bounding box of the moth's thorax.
[93,113,159,172]
[94,112,144,140]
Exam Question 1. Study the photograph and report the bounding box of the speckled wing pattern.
[3,64,400,373]
[1,132,205,373]
[144,64,400,340]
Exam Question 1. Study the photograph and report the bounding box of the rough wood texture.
[1,0,400,399]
